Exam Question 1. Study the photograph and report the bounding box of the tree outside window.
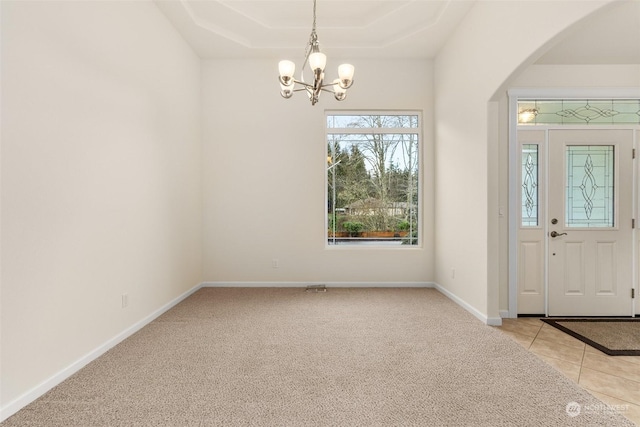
[327,113,420,246]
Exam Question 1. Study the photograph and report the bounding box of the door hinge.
[633,219,636,229]
[634,149,636,159]
[633,289,636,299]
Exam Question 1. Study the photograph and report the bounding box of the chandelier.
[278,0,354,106]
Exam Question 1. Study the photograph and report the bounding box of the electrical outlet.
[121,294,128,308]
[272,259,279,268]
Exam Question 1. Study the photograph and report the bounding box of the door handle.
[550,231,568,238]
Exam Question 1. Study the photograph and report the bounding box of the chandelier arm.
[319,87,339,94]
[302,43,311,71]
[319,82,352,90]
[290,79,315,90]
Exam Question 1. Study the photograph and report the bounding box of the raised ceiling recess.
[154,0,476,59]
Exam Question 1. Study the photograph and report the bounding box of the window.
[326,112,420,246]
[565,145,614,228]
[518,99,640,125]
[521,144,539,227]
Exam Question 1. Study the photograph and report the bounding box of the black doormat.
[542,318,640,356]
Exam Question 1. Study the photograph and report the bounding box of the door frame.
[507,88,640,318]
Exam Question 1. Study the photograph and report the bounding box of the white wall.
[0,0,627,418]
[0,0,202,414]
[511,64,640,88]
[202,59,434,284]
[434,1,614,323]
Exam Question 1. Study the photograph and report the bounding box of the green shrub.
[342,221,365,237]
[397,220,410,231]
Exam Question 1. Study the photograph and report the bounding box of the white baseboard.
[432,283,502,326]
[202,281,434,288]
[499,310,510,319]
[201,281,503,325]
[0,283,202,423]
[1,280,492,422]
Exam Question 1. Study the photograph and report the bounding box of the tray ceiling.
[155,0,640,64]
[154,0,476,59]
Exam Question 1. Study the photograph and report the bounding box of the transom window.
[518,99,640,125]
[326,112,420,246]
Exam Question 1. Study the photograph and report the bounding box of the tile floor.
[496,318,640,426]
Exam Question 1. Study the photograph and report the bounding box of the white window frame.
[325,110,423,249]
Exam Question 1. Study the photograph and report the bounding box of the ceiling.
[535,0,640,65]
[154,0,476,59]
[155,0,640,64]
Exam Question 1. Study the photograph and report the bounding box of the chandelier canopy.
[278,0,354,106]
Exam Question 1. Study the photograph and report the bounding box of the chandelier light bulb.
[338,64,355,89]
[280,83,294,99]
[278,60,295,85]
[333,79,346,101]
[309,52,327,72]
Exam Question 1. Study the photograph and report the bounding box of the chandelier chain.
[312,0,317,31]
[305,0,319,67]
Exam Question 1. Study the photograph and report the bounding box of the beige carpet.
[2,288,635,426]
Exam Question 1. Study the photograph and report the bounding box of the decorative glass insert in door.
[521,144,539,227]
[518,99,640,125]
[566,145,614,228]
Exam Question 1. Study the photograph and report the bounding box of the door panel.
[595,241,616,296]
[548,129,633,316]
[563,241,584,296]
[519,241,543,295]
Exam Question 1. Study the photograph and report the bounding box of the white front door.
[548,129,634,316]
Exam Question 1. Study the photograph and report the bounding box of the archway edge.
[489,1,623,101]
[433,0,619,323]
